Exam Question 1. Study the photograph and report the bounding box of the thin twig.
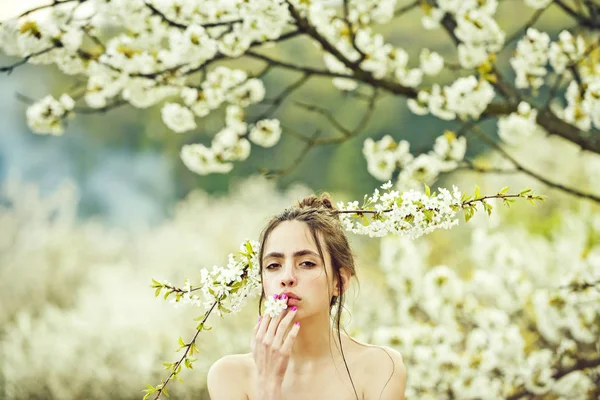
[259,128,323,178]
[254,72,312,121]
[394,0,420,17]
[469,124,600,203]
[13,0,82,20]
[152,300,220,400]
[0,46,59,74]
[143,1,242,30]
[504,5,550,47]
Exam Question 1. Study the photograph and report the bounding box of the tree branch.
[553,0,600,29]
[12,0,83,20]
[253,72,312,121]
[259,128,323,178]
[143,1,242,30]
[468,124,600,204]
[504,5,550,47]
[0,46,59,74]
[259,88,379,178]
[394,0,420,17]
[506,356,600,400]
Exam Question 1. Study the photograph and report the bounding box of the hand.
[251,295,300,398]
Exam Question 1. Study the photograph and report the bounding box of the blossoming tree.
[1,0,599,399]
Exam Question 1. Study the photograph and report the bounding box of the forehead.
[263,220,320,254]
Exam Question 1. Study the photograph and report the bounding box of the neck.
[290,310,346,370]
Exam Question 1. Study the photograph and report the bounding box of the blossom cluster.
[497,101,546,146]
[3,0,597,184]
[510,28,600,131]
[154,239,262,316]
[407,75,495,121]
[422,0,505,69]
[263,295,288,318]
[364,205,599,399]
[336,181,464,239]
[363,132,466,189]
[26,94,75,136]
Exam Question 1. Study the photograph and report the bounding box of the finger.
[273,306,297,346]
[265,307,287,341]
[251,315,263,348]
[256,314,271,341]
[280,321,300,355]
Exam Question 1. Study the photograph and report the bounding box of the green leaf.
[483,201,493,216]
[163,290,171,300]
[519,188,532,196]
[474,185,481,199]
[425,184,431,197]
[154,287,161,297]
[151,278,163,287]
[218,303,232,314]
[499,186,509,195]
[163,386,169,398]
[162,362,172,370]
[178,337,186,348]
[464,206,474,222]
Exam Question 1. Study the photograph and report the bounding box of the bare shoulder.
[207,353,253,400]
[358,344,407,400]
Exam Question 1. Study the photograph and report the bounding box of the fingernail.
[281,294,287,300]
[295,322,300,326]
[273,294,279,299]
[258,316,262,322]
[291,306,297,311]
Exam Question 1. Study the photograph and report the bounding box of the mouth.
[279,292,301,301]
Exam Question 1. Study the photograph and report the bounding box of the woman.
[207,194,407,399]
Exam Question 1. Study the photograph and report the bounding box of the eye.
[301,261,316,268]
[265,263,280,270]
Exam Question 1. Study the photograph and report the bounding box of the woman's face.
[261,220,335,317]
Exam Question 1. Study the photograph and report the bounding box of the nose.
[280,263,297,287]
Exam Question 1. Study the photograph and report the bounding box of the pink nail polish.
[281,294,287,300]
[258,316,262,322]
[291,306,297,311]
[295,322,300,326]
[273,294,279,299]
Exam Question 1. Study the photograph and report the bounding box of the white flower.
[397,153,442,188]
[458,44,488,68]
[395,67,423,87]
[510,28,550,89]
[422,7,444,30]
[180,143,233,175]
[26,94,75,136]
[522,349,555,394]
[444,76,495,120]
[497,102,544,145]
[433,131,466,170]
[549,30,585,74]
[363,136,413,181]
[249,119,282,148]
[161,103,197,133]
[264,295,288,318]
[419,49,444,76]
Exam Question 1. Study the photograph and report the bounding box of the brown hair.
[257,193,360,399]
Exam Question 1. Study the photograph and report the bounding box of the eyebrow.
[263,249,321,261]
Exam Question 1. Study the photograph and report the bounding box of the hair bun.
[298,193,335,210]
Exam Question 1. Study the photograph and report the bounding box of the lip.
[280,291,301,300]
[287,298,300,307]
